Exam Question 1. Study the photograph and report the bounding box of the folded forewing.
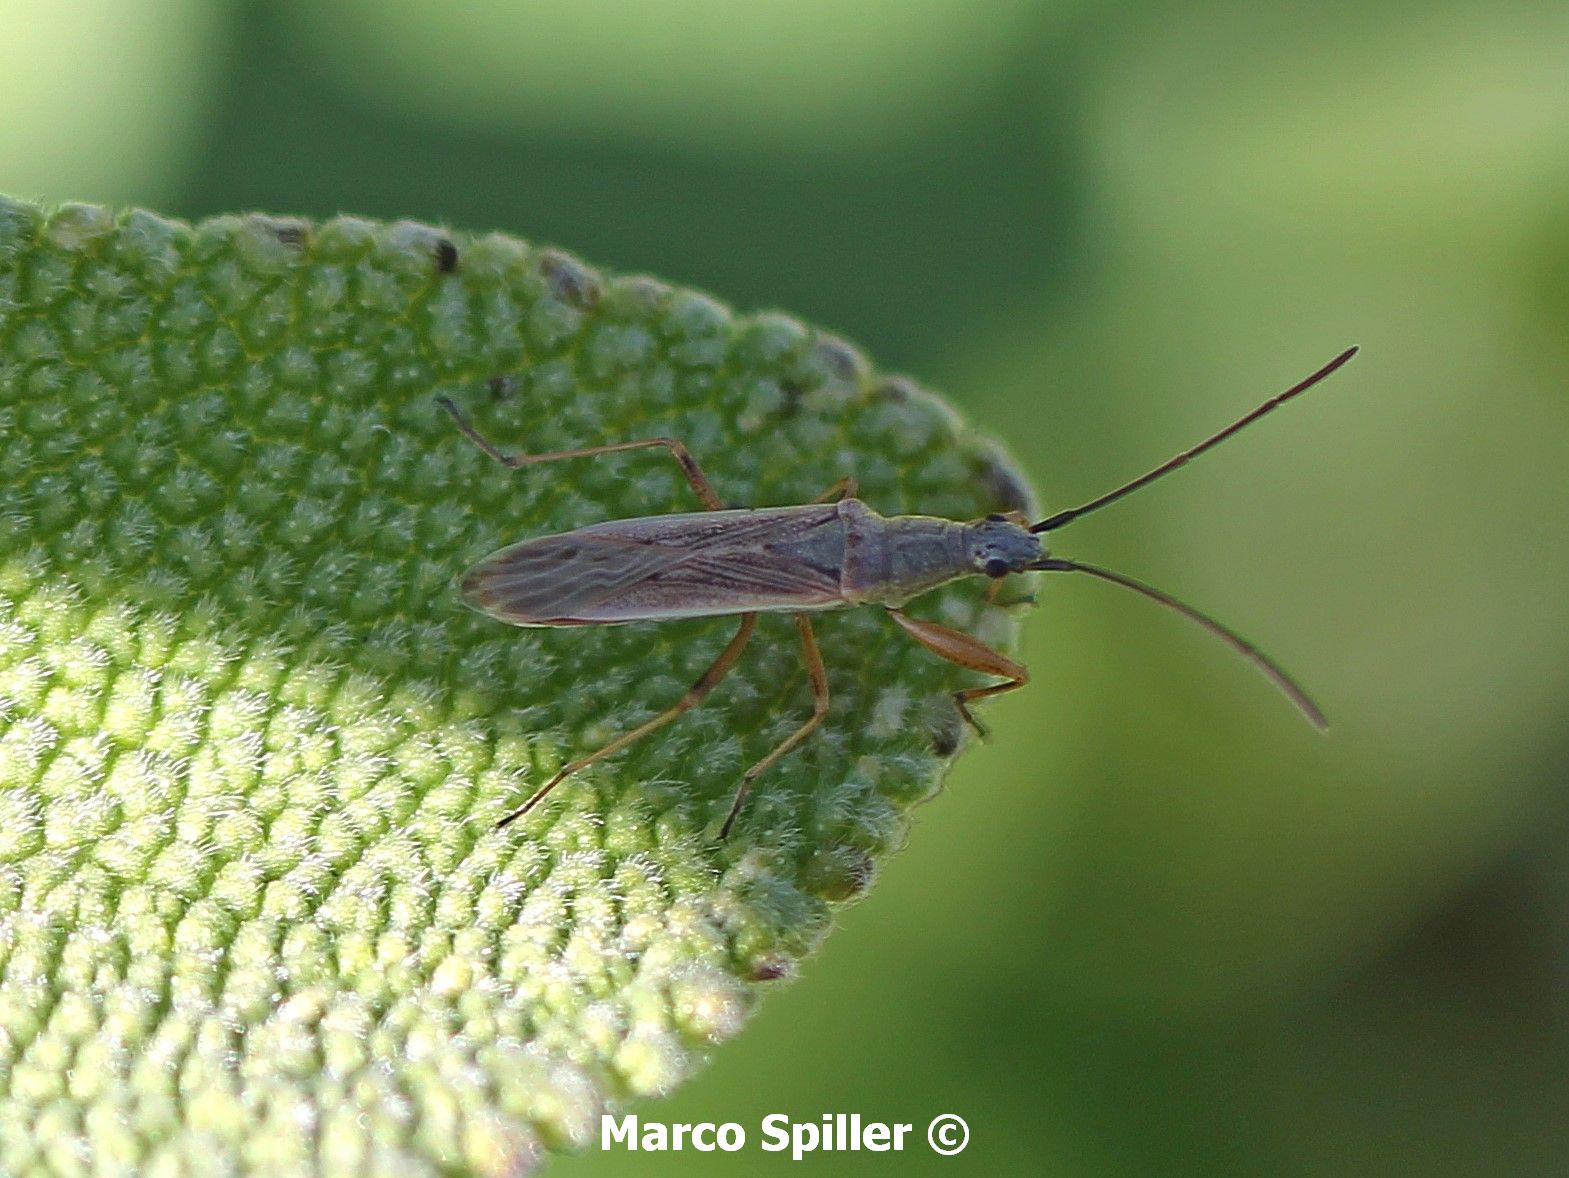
[461,504,847,625]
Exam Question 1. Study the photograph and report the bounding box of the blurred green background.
[7,1,1569,1173]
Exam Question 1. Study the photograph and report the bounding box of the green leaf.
[0,197,1035,1174]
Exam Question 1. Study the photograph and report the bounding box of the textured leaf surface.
[0,197,1036,1175]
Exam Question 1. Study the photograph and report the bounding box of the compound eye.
[984,557,1010,579]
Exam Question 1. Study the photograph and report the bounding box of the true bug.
[439,346,1356,837]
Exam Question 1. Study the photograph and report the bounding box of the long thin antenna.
[1032,557,1328,730]
[1032,347,1358,534]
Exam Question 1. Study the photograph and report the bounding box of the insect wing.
[461,505,846,625]
[461,531,685,625]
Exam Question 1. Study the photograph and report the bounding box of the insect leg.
[982,576,1037,607]
[720,613,831,838]
[807,475,859,504]
[496,612,759,829]
[437,396,723,510]
[884,608,1029,739]
[980,574,1036,606]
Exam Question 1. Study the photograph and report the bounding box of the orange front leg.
[885,607,1029,738]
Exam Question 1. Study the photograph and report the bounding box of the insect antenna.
[1031,346,1357,534]
[1031,557,1327,729]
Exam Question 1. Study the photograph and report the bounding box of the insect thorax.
[841,500,975,607]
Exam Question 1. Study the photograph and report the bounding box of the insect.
[438,346,1356,837]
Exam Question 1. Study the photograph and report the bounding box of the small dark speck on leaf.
[805,845,876,902]
[778,380,805,417]
[749,957,795,983]
[930,713,962,757]
[487,374,519,400]
[811,335,865,384]
[434,238,459,273]
[266,219,309,248]
[538,249,602,309]
[871,377,918,405]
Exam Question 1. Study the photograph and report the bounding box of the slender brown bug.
[439,346,1356,837]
